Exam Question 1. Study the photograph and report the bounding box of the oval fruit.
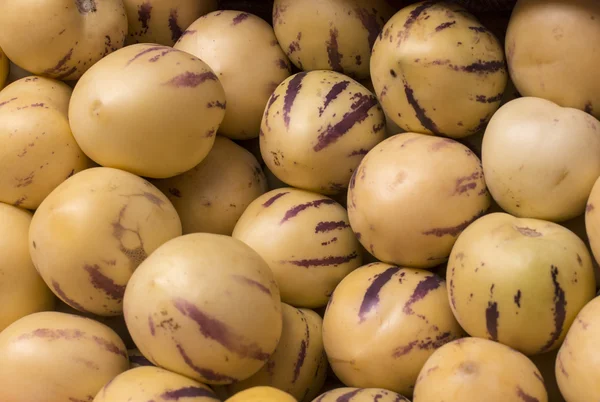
[175,11,291,140]
[153,136,267,235]
[311,388,409,402]
[413,338,547,402]
[0,311,129,402]
[272,0,394,79]
[233,188,362,308]
[123,233,283,384]
[260,70,386,194]
[482,97,600,222]
[323,263,463,396]
[371,1,507,138]
[225,387,297,402]
[348,133,490,268]
[448,212,596,355]
[69,43,226,178]
[0,0,127,80]
[29,167,182,316]
[93,366,219,402]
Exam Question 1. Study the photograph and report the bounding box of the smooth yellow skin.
[29,167,182,316]
[0,311,129,402]
[0,0,127,81]
[0,47,8,89]
[216,304,327,401]
[506,0,600,119]
[348,133,490,268]
[69,43,226,178]
[413,338,548,402]
[125,0,217,46]
[225,387,297,402]
[260,71,387,195]
[272,0,394,79]
[311,388,410,402]
[448,212,596,355]
[0,203,55,332]
[483,97,600,222]
[128,348,155,368]
[123,233,283,384]
[175,11,291,140]
[371,2,507,138]
[153,136,268,235]
[233,188,362,308]
[0,76,91,209]
[530,350,565,402]
[323,263,463,396]
[556,296,600,402]
[94,366,220,402]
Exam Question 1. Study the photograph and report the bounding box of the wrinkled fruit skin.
[371,1,507,138]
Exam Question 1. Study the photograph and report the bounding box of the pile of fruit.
[0,0,599,401]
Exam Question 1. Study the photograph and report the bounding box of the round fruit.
[153,136,267,235]
[272,0,395,79]
[0,47,8,88]
[506,0,600,118]
[323,263,463,396]
[128,348,155,368]
[260,70,386,195]
[93,366,219,402]
[175,11,291,140]
[123,233,283,384]
[0,311,129,402]
[215,304,327,401]
[0,0,127,81]
[0,203,55,332]
[124,0,218,46]
[312,388,410,402]
[371,1,507,138]
[29,167,182,316]
[225,386,297,402]
[348,133,490,268]
[482,97,600,222]
[233,188,362,308]
[0,76,91,209]
[555,296,600,402]
[413,338,547,402]
[448,212,596,355]
[69,43,226,178]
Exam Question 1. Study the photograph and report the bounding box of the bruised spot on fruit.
[207,100,226,109]
[168,9,184,42]
[516,386,539,402]
[280,198,336,224]
[486,301,499,341]
[319,81,350,117]
[515,226,542,237]
[539,265,566,353]
[459,361,477,374]
[173,298,271,361]
[148,315,156,336]
[355,8,380,48]
[326,28,343,71]
[435,21,456,31]
[175,343,238,382]
[285,252,359,268]
[585,102,594,114]
[283,72,307,129]
[315,221,349,233]
[314,94,379,152]
[475,93,503,103]
[514,290,522,307]
[75,0,97,14]
[83,264,126,300]
[232,12,250,25]
[232,275,272,296]
[403,79,440,134]
[161,386,217,400]
[358,266,401,322]
[423,210,484,237]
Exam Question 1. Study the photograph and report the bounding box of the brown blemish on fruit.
[355,55,362,65]
[83,264,126,300]
[475,93,503,103]
[168,9,184,42]
[315,221,349,233]
[15,172,35,188]
[283,72,307,129]
[148,315,156,336]
[173,299,270,361]
[161,387,217,400]
[326,28,343,71]
[232,275,271,296]
[348,149,369,157]
[486,301,499,341]
[13,196,27,207]
[138,2,152,33]
[453,171,480,194]
[459,361,477,374]
[232,12,250,25]
[435,21,456,31]
[403,78,440,134]
[423,210,484,237]
[516,386,539,402]
[355,8,380,48]
[392,332,455,357]
[577,254,583,268]
[207,100,226,109]
[359,266,401,322]
[272,3,288,26]
[276,58,290,71]
[280,198,336,223]
[285,252,359,268]
[455,252,464,260]
[586,204,595,213]
[75,0,97,14]
[539,265,567,353]
[321,237,338,246]
[112,205,147,268]
[319,81,350,117]
[163,71,218,88]
[168,188,182,198]
[515,227,542,237]
[314,93,378,152]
